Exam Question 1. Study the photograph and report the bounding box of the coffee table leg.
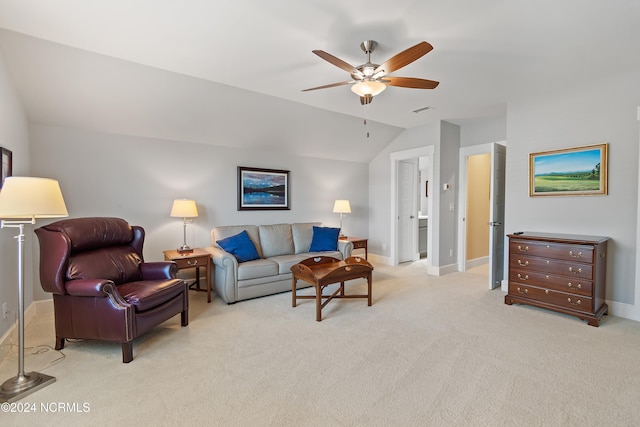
[316,284,322,321]
[292,277,297,307]
[367,273,372,306]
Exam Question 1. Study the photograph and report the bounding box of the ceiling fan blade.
[312,50,361,76]
[385,77,440,89]
[374,41,433,76]
[301,81,352,92]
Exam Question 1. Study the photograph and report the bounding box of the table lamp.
[170,199,198,254]
[0,177,68,402]
[332,199,351,238]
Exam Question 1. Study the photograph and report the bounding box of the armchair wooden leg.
[55,337,65,350]
[181,309,188,326]
[122,342,133,363]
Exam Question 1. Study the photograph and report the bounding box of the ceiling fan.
[302,40,439,105]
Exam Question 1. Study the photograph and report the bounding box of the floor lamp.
[0,177,68,403]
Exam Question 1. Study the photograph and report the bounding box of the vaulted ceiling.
[0,1,639,162]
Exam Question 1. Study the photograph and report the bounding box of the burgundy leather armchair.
[35,217,189,363]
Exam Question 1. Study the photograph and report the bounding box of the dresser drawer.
[509,268,592,296]
[509,255,593,280]
[510,239,594,263]
[508,283,594,314]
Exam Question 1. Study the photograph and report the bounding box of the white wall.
[438,121,460,266]
[368,122,440,258]
[367,120,461,271]
[460,116,507,148]
[29,124,369,300]
[0,50,31,338]
[504,69,640,308]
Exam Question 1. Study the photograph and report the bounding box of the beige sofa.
[204,222,353,303]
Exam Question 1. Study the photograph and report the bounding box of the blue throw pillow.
[308,226,340,252]
[216,230,260,263]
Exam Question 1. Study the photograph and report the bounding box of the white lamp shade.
[0,177,68,219]
[332,199,351,214]
[170,199,199,218]
[351,80,386,97]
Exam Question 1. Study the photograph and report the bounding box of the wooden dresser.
[505,232,609,326]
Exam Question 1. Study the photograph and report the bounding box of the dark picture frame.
[1,147,12,188]
[529,143,608,197]
[238,166,290,210]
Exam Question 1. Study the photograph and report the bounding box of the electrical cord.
[0,342,66,372]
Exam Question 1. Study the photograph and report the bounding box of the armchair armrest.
[65,279,131,309]
[65,278,116,297]
[141,261,177,280]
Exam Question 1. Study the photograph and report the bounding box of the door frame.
[390,146,435,266]
[457,142,506,281]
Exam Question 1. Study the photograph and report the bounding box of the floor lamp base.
[0,371,56,403]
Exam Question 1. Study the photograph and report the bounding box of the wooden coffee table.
[291,256,374,321]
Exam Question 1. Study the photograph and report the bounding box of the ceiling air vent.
[412,106,433,114]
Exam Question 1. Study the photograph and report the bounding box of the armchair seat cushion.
[117,278,185,312]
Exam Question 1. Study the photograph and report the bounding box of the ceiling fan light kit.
[303,39,439,105]
[351,80,386,97]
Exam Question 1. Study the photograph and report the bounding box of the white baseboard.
[0,299,53,362]
[368,253,391,265]
[428,263,458,276]
[607,300,640,321]
[466,256,489,269]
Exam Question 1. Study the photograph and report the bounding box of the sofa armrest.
[141,261,177,280]
[203,245,239,303]
[338,239,354,259]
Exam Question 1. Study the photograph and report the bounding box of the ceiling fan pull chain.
[363,104,370,138]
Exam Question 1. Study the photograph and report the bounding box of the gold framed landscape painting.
[529,143,608,197]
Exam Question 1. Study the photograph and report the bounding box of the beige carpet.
[1,261,640,426]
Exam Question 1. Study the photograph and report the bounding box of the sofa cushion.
[213,225,263,258]
[270,254,307,275]
[216,230,261,263]
[258,223,294,258]
[237,258,279,281]
[292,222,322,254]
[309,226,340,252]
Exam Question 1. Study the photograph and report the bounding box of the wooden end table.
[291,256,373,321]
[339,236,368,259]
[163,248,212,303]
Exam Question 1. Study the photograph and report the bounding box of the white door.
[488,143,507,289]
[398,160,417,263]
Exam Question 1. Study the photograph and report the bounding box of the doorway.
[390,146,435,268]
[457,142,506,289]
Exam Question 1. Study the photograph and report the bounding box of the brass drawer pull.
[517,273,529,280]
[568,267,582,274]
[567,297,581,306]
[187,259,199,266]
[569,251,583,258]
[568,282,582,290]
[517,260,529,267]
[517,245,529,251]
[517,287,528,295]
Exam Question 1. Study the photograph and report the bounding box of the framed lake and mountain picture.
[529,143,608,197]
[238,166,290,210]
